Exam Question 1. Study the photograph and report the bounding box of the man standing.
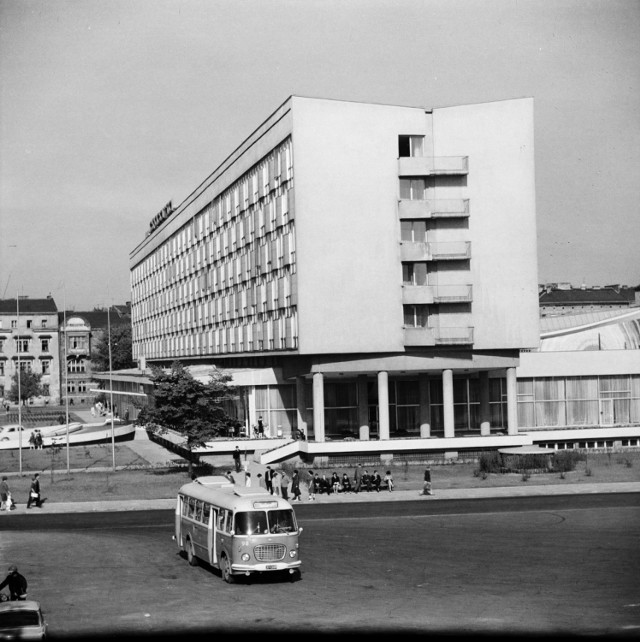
[232,446,241,473]
[265,466,273,494]
[0,565,27,601]
[0,476,9,511]
[26,473,41,509]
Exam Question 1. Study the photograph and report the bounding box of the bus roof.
[178,476,294,511]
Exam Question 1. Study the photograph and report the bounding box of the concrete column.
[312,372,325,443]
[479,371,491,436]
[247,387,256,438]
[506,367,518,436]
[443,369,454,439]
[295,376,307,437]
[378,371,390,441]
[357,375,369,441]
[418,373,430,438]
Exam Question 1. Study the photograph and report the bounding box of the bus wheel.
[221,555,234,583]
[186,540,198,567]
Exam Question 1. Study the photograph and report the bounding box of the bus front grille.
[254,544,286,561]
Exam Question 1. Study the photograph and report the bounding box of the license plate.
[266,565,277,570]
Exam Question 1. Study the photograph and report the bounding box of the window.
[11,320,17,329]
[398,135,425,157]
[26,320,32,329]
[403,304,430,328]
[0,338,4,352]
[41,338,49,352]
[42,384,49,396]
[402,262,428,286]
[399,178,427,200]
[41,319,47,328]
[16,338,29,353]
[401,220,427,242]
[42,360,51,375]
[0,362,4,376]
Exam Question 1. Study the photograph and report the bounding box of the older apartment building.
[128,96,540,447]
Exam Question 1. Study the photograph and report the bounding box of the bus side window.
[217,510,225,531]
[195,500,203,522]
[187,498,196,519]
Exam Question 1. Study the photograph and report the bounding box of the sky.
[1,0,639,311]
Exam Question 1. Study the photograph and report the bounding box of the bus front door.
[209,508,218,565]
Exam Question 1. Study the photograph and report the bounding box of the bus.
[175,475,303,583]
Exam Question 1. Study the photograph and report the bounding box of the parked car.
[0,600,47,639]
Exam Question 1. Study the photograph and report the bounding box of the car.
[0,600,47,640]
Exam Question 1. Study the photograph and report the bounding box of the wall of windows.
[517,375,640,428]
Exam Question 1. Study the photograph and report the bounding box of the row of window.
[0,319,50,330]
[134,270,296,340]
[181,496,233,533]
[133,227,296,316]
[135,311,298,359]
[0,357,87,376]
[0,337,87,352]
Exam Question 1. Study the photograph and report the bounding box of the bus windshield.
[234,509,296,535]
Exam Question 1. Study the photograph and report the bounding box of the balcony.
[400,241,471,262]
[433,285,473,303]
[398,156,468,177]
[402,285,434,305]
[398,198,469,220]
[403,327,436,346]
[429,241,471,261]
[433,326,474,345]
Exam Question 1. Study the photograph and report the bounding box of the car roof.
[0,601,41,613]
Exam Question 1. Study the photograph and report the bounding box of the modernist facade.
[129,96,541,445]
[0,297,62,405]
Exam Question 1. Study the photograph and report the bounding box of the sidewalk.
[4,482,640,514]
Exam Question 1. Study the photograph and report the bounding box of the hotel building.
[128,95,544,451]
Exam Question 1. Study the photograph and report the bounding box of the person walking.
[421,468,433,496]
[307,470,316,501]
[271,470,281,496]
[280,470,290,500]
[35,431,43,450]
[245,472,252,487]
[256,473,266,490]
[384,470,394,491]
[290,470,302,501]
[353,464,362,493]
[0,476,9,511]
[26,473,41,509]
[0,565,28,601]
[232,446,242,473]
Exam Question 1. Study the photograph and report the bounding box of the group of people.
[0,473,42,511]
[306,466,395,500]
[28,430,44,449]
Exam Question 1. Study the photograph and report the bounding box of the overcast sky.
[1,0,638,310]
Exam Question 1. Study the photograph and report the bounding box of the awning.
[498,445,556,455]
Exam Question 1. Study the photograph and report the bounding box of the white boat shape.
[0,418,135,449]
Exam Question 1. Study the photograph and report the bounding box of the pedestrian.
[271,470,281,496]
[26,473,41,509]
[265,466,274,494]
[35,431,43,450]
[280,470,290,500]
[353,463,362,493]
[124,408,130,423]
[28,432,36,449]
[291,470,302,501]
[421,468,433,496]
[245,472,252,487]
[0,565,27,601]
[257,416,265,438]
[224,470,236,484]
[0,476,9,511]
[232,446,241,473]
[307,470,316,501]
[384,470,394,491]
[256,473,266,490]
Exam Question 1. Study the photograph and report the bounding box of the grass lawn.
[1,443,638,504]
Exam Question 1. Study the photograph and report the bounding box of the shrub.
[552,450,583,473]
[478,451,502,474]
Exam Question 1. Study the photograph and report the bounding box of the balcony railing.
[433,326,474,345]
[403,327,436,346]
[433,284,473,303]
[398,156,469,177]
[398,198,469,220]
[402,285,434,305]
[400,241,471,262]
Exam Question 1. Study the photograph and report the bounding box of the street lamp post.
[16,294,22,475]
[107,304,115,471]
[62,285,70,474]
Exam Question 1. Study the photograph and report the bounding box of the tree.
[136,361,241,476]
[91,324,135,372]
[8,370,44,406]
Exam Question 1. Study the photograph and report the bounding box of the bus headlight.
[241,553,251,562]
[289,550,297,558]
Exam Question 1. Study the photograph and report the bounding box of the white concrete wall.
[433,99,540,350]
[291,97,426,354]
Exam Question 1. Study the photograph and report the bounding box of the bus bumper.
[232,560,301,573]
